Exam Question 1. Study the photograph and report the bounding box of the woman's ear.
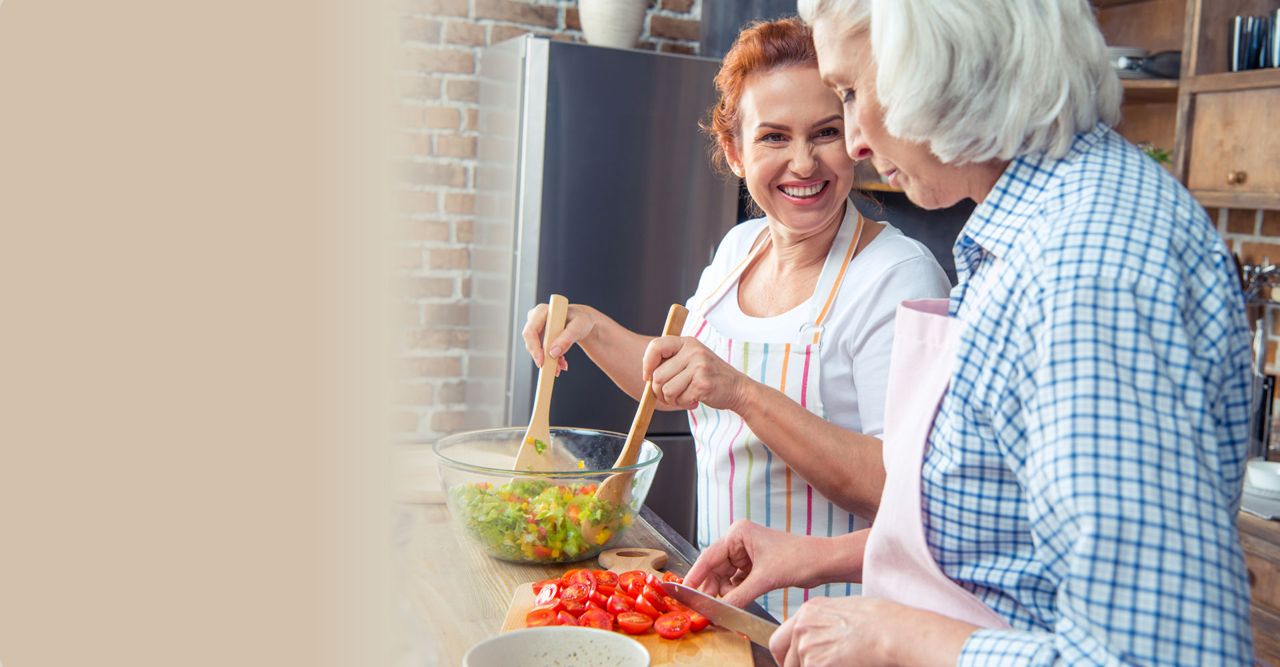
[724,140,744,179]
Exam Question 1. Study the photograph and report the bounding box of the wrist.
[577,306,602,348]
[728,376,758,415]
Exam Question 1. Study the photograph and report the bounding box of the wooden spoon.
[513,294,570,472]
[582,303,688,542]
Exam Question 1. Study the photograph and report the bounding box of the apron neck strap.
[695,207,867,346]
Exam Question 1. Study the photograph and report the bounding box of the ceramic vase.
[578,0,647,49]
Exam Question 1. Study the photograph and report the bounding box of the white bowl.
[1245,459,1280,499]
[464,627,650,667]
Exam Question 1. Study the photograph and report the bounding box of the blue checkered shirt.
[923,125,1255,665]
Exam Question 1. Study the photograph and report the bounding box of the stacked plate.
[1243,459,1280,519]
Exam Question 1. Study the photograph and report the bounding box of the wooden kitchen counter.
[394,449,775,666]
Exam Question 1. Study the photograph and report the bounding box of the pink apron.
[860,299,1010,628]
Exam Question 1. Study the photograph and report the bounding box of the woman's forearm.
[735,381,885,518]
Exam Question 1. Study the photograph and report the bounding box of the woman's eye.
[760,133,786,143]
[815,127,840,139]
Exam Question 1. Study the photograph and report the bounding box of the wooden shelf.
[1121,78,1179,103]
[1192,190,1280,212]
[1189,69,1280,94]
[855,182,904,194]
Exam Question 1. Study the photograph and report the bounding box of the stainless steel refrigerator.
[466,37,737,541]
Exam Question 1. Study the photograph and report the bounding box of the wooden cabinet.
[1186,87,1280,205]
[1175,0,1280,210]
[1094,0,1280,210]
[1241,513,1280,664]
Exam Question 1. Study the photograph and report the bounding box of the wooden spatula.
[582,303,688,542]
[513,294,570,472]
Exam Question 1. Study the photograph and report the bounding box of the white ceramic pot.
[578,0,648,49]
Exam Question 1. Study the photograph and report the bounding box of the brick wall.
[394,0,703,440]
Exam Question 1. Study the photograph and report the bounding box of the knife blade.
[660,581,779,647]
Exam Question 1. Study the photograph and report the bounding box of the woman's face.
[812,21,973,210]
[725,65,854,235]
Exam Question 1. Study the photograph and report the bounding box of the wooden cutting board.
[499,548,753,666]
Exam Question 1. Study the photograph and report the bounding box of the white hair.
[798,0,1121,163]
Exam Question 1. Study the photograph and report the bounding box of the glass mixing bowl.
[433,426,663,564]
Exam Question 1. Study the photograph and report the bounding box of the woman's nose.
[790,145,817,176]
[845,129,871,162]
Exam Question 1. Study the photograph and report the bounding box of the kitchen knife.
[661,581,780,647]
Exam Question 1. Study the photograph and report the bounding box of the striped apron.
[685,212,866,621]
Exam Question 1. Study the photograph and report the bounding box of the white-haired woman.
[684,0,1256,664]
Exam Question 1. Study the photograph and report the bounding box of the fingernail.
[549,346,562,358]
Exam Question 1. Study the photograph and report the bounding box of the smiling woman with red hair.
[522,16,949,620]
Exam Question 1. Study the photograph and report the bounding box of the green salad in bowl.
[433,427,662,564]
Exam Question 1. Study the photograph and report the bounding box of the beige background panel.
[0,1,390,665]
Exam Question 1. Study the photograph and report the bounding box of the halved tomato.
[561,583,591,603]
[642,585,668,611]
[607,592,636,616]
[592,570,619,590]
[590,590,609,607]
[532,578,560,595]
[556,610,578,626]
[654,611,691,639]
[525,608,557,627]
[688,611,710,632]
[661,571,683,584]
[616,611,654,635]
[563,569,596,591]
[533,583,560,608]
[561,568,588,585]
[578,607,614,631]
[619,570,647,597]
[661,596,687,613]
[635,593,663,619]
[561,598,588,616]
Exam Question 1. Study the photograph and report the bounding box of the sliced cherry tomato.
[525,608,557,627]
[616,611,654,635]
[561,583,591,603]
[592,570,619,589]
[556,610,578,626]
[619,570,647,596]
[589,590,609,607]
[531,545,553,559]
[688,611,710,632]
[642,586,669,612]
[661,571,683,584]
[661,596,687,613]
[532,579,560,596]
[635,593,663,619]
[607,592,635,616]
[561,568,588,585]
[563,569,596,591]
[561,597,588,616]
[533,583,560,608]
[654,611,692,639]
[577,607,614,631]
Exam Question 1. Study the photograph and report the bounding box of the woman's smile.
[777,179,830,205]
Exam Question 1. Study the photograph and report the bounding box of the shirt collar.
[957,123,1112,262]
